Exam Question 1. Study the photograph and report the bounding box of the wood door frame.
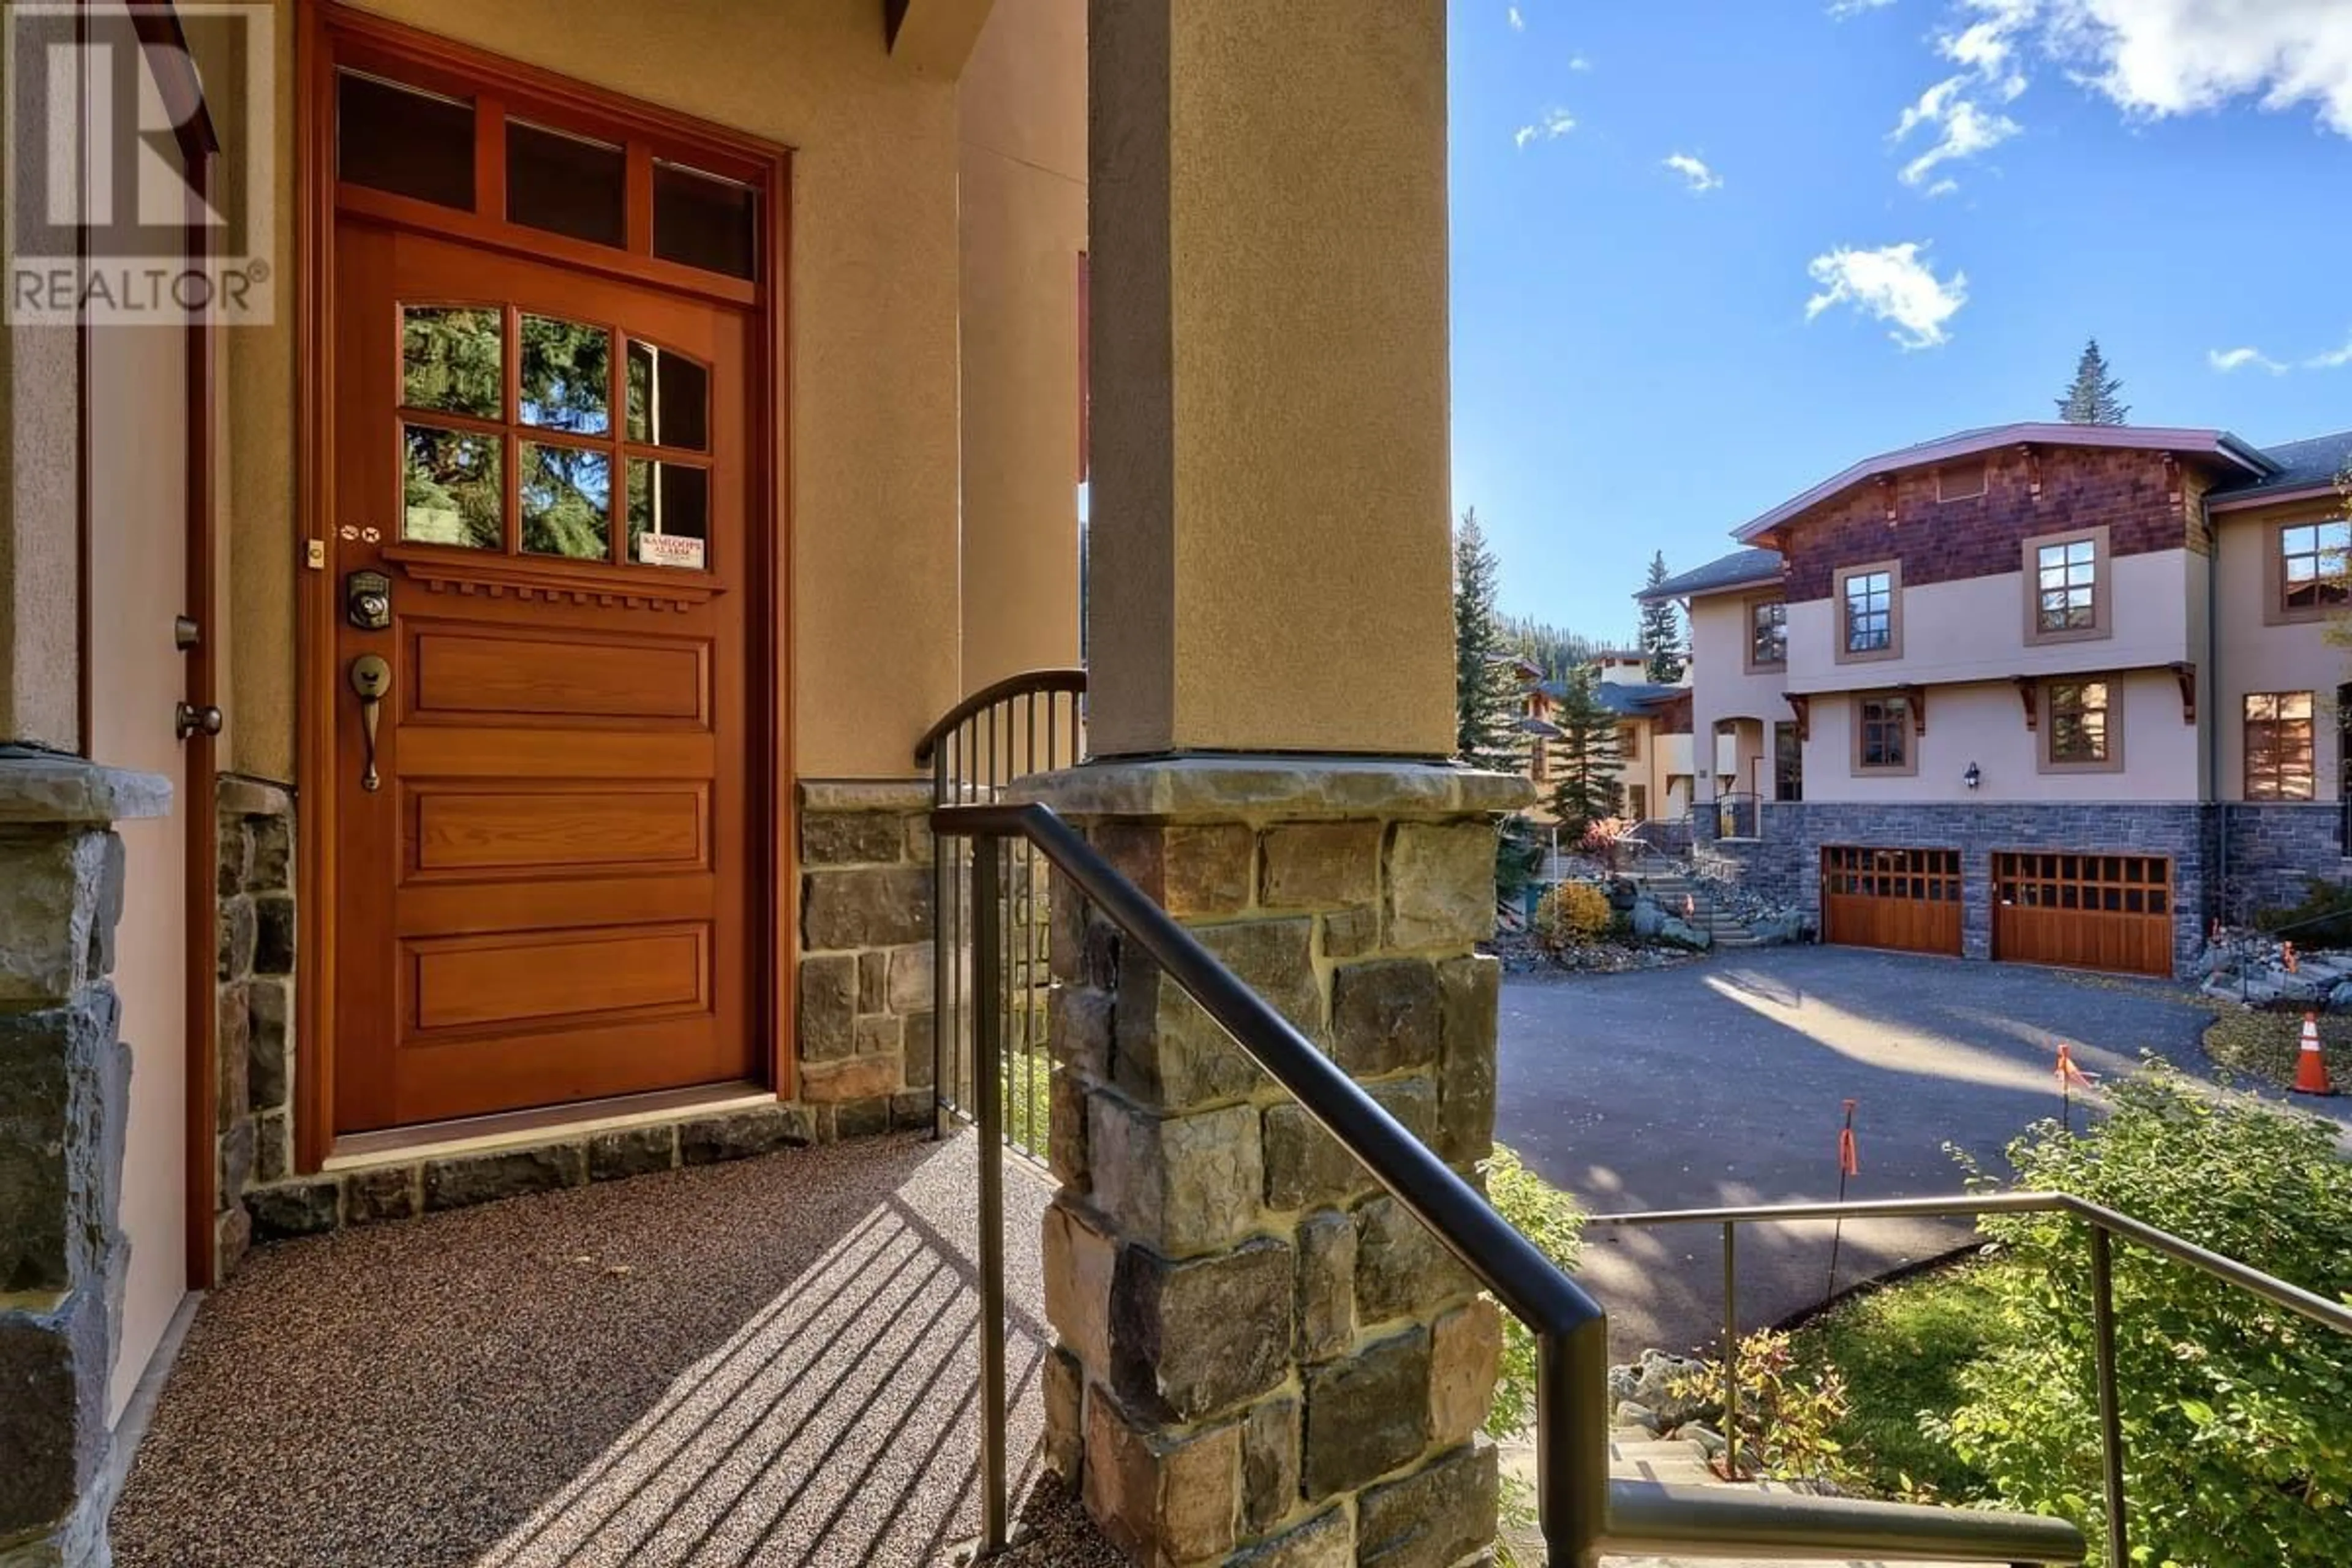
[293,4,794,1170]
[71,2,225,1291]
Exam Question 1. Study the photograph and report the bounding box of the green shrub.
[2252,876,2352,948]
[1533,881,1612,949]
[1670,1329,1864,1490]
[1937,1063,2352,1566]
[1483,1144,1586,1438]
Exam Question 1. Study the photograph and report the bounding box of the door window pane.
[654,162,757,279]
[339,72,475,211]
[626,340,710,451]
[508,121,627,249]
[521,443,612,560]
[402,425,502,548]
[401,306,502,420]
[518,315,611,435]
[627,459,709,568]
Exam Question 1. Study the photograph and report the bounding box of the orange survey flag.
[2055,1042,2095,1090]
[1838,1098,1860,1176]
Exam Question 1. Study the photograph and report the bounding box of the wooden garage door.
[1820,846,1962,957]
[1992,853,2174,978]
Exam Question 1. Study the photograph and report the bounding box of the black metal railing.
[1705,790,1762,841]
[1587,1191,2352,1568]
[929,793,2084,1567]
[914,669,1086,1167]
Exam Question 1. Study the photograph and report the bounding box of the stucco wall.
[2212,505,2346,801]
[222,0,970,781]
[1798,671,2199,804]
[1688,590,1786,800]
[1781,549,2195,691]
[0,315,81,752]
[956,0,1085,690]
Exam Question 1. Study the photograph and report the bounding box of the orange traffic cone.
[2294,1012,2335,1096]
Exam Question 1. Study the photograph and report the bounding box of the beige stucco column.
[1084,0,1455,760]
[1023,8,1523,1564]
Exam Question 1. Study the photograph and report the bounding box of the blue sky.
[1450,0,2352,639]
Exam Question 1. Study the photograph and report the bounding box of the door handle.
[175,702,223,741]
[349,654,392,792]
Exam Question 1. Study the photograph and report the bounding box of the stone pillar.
[1030,761,1525,1566]
[0,749,168,1568]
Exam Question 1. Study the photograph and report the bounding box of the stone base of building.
[2215,802,2352,925]
[223,777,941,1251]
[1019,758,1525,1566]
[0,750,168,1568]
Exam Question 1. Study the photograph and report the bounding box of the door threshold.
[325,1082,774,1172]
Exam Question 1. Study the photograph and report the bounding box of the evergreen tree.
[1453,510,1526,771]
[1638,552,1686,683]
[1499,614,1606,682]
[1548,667,1624,835]
[2056,338,2130,425]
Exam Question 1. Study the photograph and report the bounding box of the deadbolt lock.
[346,569,392,631]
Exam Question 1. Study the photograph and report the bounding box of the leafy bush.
[1577,816,1635,873]
[1483,1144,1586,1439]
[1669,1329,1864,1489]
[1938,1063,2352,1566]
[2252,876,2352,948]
[1534,881,1613,949]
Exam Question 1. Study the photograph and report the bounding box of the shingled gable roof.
[2208,428,2352,511]
[1637,548,1784,602]
[1729,423,2275,546]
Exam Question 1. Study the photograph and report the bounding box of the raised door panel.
[410,784,708,878]
[409,923,710,1033]
[407,622,709,727]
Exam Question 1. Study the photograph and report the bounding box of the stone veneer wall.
[1028,761,1526,1567]
[0,751,166,1568]
[225,778,940,1248]
[1751,801,2211,974]
[2215,802,2351,925]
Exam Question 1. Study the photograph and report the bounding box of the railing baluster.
[2089,1226,2127,1568]
[973,834,1008,1552]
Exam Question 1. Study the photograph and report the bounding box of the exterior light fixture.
[1963,761,1982,791]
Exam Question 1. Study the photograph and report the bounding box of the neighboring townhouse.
[1510,654,1692,824]
[1643,421,2352,978]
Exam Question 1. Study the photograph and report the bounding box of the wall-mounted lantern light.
[1962,761,1982,791]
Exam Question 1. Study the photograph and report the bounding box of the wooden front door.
[331,222,754,1133]
[1819,846,1963,957]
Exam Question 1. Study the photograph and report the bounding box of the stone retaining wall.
[228,778,941,1247]
[1025,760,1525,1566]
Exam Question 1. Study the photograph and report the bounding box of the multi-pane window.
[2036,539,2098,633]
[1751,598,1786,666]
[2048,680,2111,764]
[1619,723,1642,761]
[2282,521,2351,612]
[1844,571,1893,654]
[2245,693,2316,801]
[1773,721,1803,802]
[1858,695,1910,770]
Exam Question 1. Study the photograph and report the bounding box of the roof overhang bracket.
[1898,684,1926,733]
[2015,676,2038,731]
[1784,693,1811,744]
[2169,661,2197,723]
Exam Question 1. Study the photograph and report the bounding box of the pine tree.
[1548,667,1624,835]
[1453,510,1525,771]
[2056,338,2130,425]
[1498,614,1605,682]
[1639,552,1686,684]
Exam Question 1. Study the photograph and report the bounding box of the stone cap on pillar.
[1009,756,1534,822]
[0,748,172,825]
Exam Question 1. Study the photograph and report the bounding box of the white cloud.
[1805,242,1969,350]
[1890,73,2022,187]
[2307,333,2352,369]
[1663,153,1724,192]
[1513,107,1576,149]
[1829,0,1898,17]
[1924,177,1961,197]
[1507,4,1523,31]
[1569,53,1593,71]
[2209,346,2288,375]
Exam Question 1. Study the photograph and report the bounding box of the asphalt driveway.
[1495,944,2215,1360]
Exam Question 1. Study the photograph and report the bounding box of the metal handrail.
[1586,1190,2352,1567]
[935,798,2084,1567]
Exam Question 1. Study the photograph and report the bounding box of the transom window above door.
[335,67,762,285]
[399,304,712,570]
